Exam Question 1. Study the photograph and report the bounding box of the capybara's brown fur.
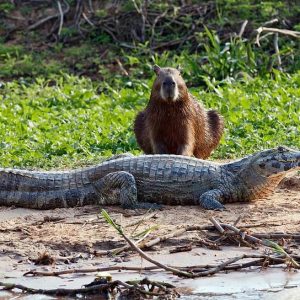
[134,65,224,159]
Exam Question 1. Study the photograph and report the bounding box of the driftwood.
[23,213,300,282]
[169,243,193,253]
[254,21,300,70]
[92,227,300,279]
[0,278,178,298]
[97,211,300,279]
[255,26,300,46]
[24,252,298,277]
[118,222,194,278]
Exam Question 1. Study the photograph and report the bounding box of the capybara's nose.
[163,78,176,86]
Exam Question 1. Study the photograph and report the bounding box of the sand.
[0,174,299,298]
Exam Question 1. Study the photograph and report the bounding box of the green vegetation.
[0,0,299,169]
[0,71,299,169]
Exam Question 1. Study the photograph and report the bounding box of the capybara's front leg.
[176,144,194,156]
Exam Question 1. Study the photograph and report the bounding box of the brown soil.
[1,174,299,263]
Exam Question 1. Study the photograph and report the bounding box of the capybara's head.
[151,65,188,102]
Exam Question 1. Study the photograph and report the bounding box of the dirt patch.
[1,178,300,260]
[280,175,300,191]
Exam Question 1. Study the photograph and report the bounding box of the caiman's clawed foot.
[198,190,226,211]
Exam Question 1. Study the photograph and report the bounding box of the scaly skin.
[0,146,299,210]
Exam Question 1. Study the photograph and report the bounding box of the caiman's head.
[251,146,300,178]
[151,65,188,102]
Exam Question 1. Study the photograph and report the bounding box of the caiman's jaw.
[252,146,300,178]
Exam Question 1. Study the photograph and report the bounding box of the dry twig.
[24,265,159,277]
[252,233,300,240]
[238,20,248,38]
[0,278,177,298]
[209,217,225,234]
[26,215,300,279]
[256,27,300,46]
[24,253,299,278]
[28,0,70,31]
[273,33,282,70]
[169,243,193,253]
[120,225,194,278]
[0,280,119,296]
[56,0,64,36]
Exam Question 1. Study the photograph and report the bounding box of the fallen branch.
[0,280,119,296]
[209,217,225,234]
[252,233,300,240]
[28,0,70,31]
[149,9,169,46]
[95,221,295,256]
[220,223,263,245]
[118,221,194,278]
[139,227,187,248]
[82,12,95,27]
[189,254,287,273]
[233,214,243,226]
[24,265,160,277]
[0,278,177,298]
[57,0,64,36]
[194,255,247,277]
[210,219,300,268]
[169,243,193,253]
[256,27,300,46]
[125,211,157,229]
[26,216,300,278]
[24,253,298,277]
[273,32,282,70]
[111,225,155,256]
[238,20,248,38]
[209,216,230,244]
[94,212,158,256]
[101,209,194,278]
[262,18,279,27]
[194,236,220,250]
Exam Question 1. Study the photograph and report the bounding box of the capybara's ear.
[153,65,161,75]
[176,65,182,73]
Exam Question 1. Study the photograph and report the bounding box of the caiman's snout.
[255,146,300,177]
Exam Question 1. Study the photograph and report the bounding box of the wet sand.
[0,174,299,299]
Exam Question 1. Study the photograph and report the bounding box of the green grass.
[0,71,299,169]
[0,1,299,169]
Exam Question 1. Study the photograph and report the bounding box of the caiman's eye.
[277,146,285,152]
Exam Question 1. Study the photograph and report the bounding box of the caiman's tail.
[0,169,98,209]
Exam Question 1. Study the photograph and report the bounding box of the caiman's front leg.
[198,189,225,210]
[94,171,160,210]
[94,171,137,208]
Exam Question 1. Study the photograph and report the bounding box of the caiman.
[0,146,299,210]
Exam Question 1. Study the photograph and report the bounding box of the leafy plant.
[0,71,299,169]
[0,2,15,14]
[264,239,299,268]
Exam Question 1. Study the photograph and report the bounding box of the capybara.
[134,65,224,158]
